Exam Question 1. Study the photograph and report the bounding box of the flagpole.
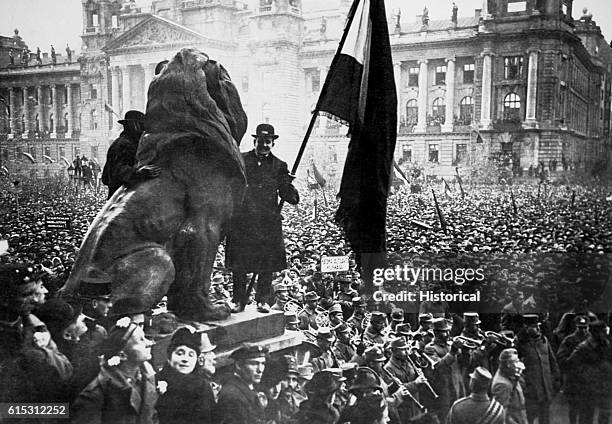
[432,189,447,234]
[279,0,362,210]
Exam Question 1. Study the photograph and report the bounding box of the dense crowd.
[1,174,612,423]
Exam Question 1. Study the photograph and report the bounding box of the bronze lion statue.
[60,48,247,321]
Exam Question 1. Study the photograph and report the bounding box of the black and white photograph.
[1,0,612,422]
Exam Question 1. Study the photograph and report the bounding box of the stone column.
[23,87,30,135]
[394,61,402,125]
[142,63,154,111]
[480,52,493,128]
[8,87,15,137]
[415,59,428,133]
[66,84,73,135]
[37,86,44,133]
[525,49,539,127]
[122,66,131,113]
[111,67,121,131]
[442,57,456,132]
[50,84,57,138]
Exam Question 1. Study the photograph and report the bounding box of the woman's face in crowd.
[169,345,198,374]
[124,326,153,364]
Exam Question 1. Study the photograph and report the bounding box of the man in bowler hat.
[101,110,161,199]
[226,123,299,313]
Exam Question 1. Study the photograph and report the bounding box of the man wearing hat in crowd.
[390,308,404,333]
[79,266,114,334]
[270,282,289,311]
[299,291,320,330]
[295,370,341,424]
[335,275,358,316]
[196,332,220,404]
[424,317,467,422]
[311,327,339,373]
[278,355,307,420]
[514,314,559,424]
[226,123,300,313]
[567,320,612,424]
[416,313,434,333]
[210,272,231,303]
[347,296,367,334]
[447,366,505,424]
[217,343,268,424]
[364,311,390,346]
[555,315,590,424]
[332,322,357,364]
[284,311,300,331]
[102,110,161,199]
[383,337,427,422]
[328,302,344,327]
[492,348,528,424]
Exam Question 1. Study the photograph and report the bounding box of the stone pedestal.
[150,305,303,370]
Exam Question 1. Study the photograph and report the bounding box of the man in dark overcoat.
[226,123,299,313]
[101,110,159,199]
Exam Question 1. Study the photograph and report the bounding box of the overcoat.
[216,373,266,424]
[101,132,139,199]
[514,332,559,404]
[226,150,298,273]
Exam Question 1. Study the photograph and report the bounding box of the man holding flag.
[295,0,397,295]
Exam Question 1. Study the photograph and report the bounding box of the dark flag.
[316,0,397,291]
[443,178,452,197]
[312,162,327,188]
[510,190,517,215]
[432,189,448,234]
[393,161,409,185]
[455,167,465,198]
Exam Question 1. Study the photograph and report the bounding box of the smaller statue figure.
[51,45,56,64]
[36,47,42,65]
[320,16,327,38]
[22,47,29,66]
[66,44,72,63]
[9,48,14,66]
[395,8,402,34]
[452,2,458,25]
[422,6,429,26]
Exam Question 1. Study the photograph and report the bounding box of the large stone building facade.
[0,0,611,181]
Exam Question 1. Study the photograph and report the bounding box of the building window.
[63,87,68,105]
[504,56,524,79]
[241,76,249,92]
[35,114,40,132]
[262,103,271,124]
[459,96,473,124]
[44,146,51,158]
[408,67,419,87]
[74,145,80,158]
[454,144,467,165]
[90,109,98,130]
[405,99,418,124]
[92,13,99,27]
[21,115,25,132]
[432,97,445,123]
[29,146,37,159]
[112,15,119,28]
[64,113,69,131]
[310,71,320,92]
[503,92,521,121]
[463,63,475,83]
[435,65,447,85]
[49,88,53,105]
[402,145,412,162]
[428,144,439,163]
[90,84,97,100]
[49,114,54,132]
[59,146,66,160]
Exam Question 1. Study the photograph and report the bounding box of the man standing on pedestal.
[226,123,299,313]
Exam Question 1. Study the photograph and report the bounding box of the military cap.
[395,323,412,336]
[364,345,386,362]
[274,283,288,293]
[389,337,410,350]
[285,355,300,375]
[304,291,320,302]
[469,366,492,385]
[463,312,481,325]
[432,317,452,331]
[329,303,343,315]
[297,363,314,381]
[316,327,335,341]
[370,311,387,324]
[418,313,434,323]
[522,314,540,326]
[305,370,341,396]
[391,308,404,322]
[230,343,268,361]
[334,322,352,334]
[79,266,112,300]
[349,367,382,392]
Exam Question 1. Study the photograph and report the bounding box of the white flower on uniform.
[116,317,131,328]
[157,380,168,394]
[107,356,121,367]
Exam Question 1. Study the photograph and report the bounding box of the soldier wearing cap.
[332,322,356,364]
[390,308,404,332]
[226,123,300,314]
[556,315,590,424]
[347,297,367,334]
[270,283,289,311]
[284,311,300,331]
[567,320,612,424]
[424,317,467,421]
[335,275,358,313]
[210,273,231,303]
[447,367,505,424]
[295,370,341,424]
[101,110,161,199]
[328,302,344,327]
[416,313,434,333]
[299,291,320,330]
[363,311,390,346]
[277,355,307,420]
[79,266,114,333]
[383,337,426,421]
[492,348,528,424]
[217,343,269,424]
[311,327,339,373]
[515,314,559,424]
